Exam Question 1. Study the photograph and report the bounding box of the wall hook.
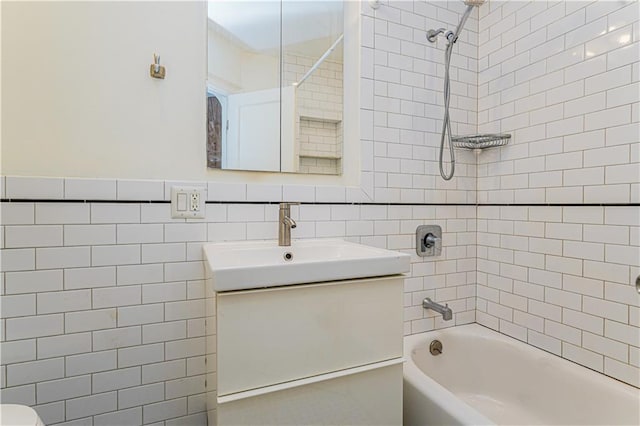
[150,53,166,79]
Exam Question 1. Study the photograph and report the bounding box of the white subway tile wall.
[471,0,640,389]
[476,205,640,387]
[364,0,479,204]
[0,201,476,424]
[477,0,640,204]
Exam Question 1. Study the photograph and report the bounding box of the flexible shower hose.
[439,40,456,181]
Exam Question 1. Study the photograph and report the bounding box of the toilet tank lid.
[0,404,45,426]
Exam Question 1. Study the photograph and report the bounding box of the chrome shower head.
[448,0,483,43]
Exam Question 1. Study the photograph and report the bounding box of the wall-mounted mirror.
[206,0,344,175]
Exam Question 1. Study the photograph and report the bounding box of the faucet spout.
[283,216,297,229]
[423,297,453,321]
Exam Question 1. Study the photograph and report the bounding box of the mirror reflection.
[206,0,344,175]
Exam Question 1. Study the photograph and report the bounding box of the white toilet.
[0,405,45,426]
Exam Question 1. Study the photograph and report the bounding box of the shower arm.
[426,27,449,43]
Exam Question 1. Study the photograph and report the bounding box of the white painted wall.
[2,1,206,180]
[207,25,279,94]
[1,1,360,186]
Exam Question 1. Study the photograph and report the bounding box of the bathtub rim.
[403,323,640,426]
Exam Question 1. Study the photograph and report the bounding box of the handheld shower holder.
[427,28,457,44]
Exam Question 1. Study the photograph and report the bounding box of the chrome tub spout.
[423,297,453,321]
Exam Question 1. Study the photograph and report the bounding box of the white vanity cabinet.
[203,239,410,426]
[206,275,404,425]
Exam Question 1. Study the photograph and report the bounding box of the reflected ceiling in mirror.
[206,0,344,175]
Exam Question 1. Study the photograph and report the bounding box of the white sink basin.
[203,239,410,291]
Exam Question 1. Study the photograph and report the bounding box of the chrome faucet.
[423,297,453,321]
[278,203,298,246]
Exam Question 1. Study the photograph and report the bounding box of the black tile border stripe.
[1,199,639,207]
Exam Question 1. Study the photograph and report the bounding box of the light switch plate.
[171,186,206,219]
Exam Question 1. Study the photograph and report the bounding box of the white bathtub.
[403,324,640,425]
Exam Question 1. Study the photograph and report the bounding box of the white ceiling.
[207,0,343,53]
